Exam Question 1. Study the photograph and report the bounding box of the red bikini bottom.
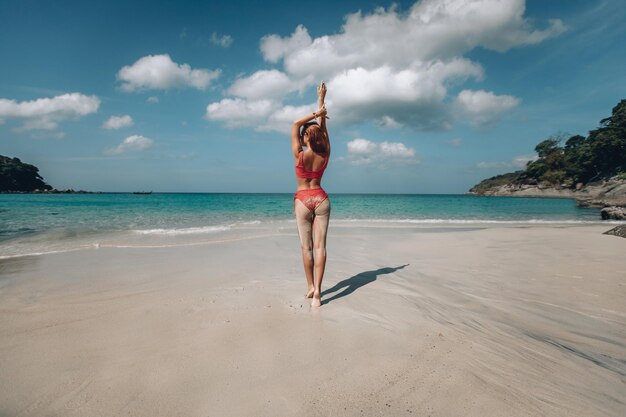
[294,188,328,212]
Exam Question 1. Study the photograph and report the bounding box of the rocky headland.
[468,176,626,220]
[1,154,98,194]
[469,99,626,222]
[1,154,51,192]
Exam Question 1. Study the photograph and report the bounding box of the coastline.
[0,189,101,194]
[1,223,624,416]
[3,218,624,260]
[467,177,626,204]
[467,177,626,221]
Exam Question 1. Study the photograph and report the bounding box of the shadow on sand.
[321,264,409,305]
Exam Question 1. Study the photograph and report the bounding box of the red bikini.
[295,151,328,179]
[294,152,329,212]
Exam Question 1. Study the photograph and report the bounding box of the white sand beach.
[0,223,625,416]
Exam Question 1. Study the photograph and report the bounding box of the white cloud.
[205,98,275,128]
[210,32,233,48]
[346,138,417,165]
[260,25,312,63]
[260,103,315,133]
[205,98,316,134]
[268,0,565,78]
[477,153,536,169]
[228,70,298,100]
[0,93,100,131]
[511,154,537,168]
[106,135,154,155]
[117,54,221,92]
[102,115,133,130]
[326,59,482,129]
[376,116,403,129]
[455,89,520,128]
[208,0,564,131]
[347,138,379,155]
[146,96,160,104]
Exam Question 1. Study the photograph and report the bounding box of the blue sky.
[1,0,624,193]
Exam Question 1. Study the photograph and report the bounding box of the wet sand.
[0,223,625,416]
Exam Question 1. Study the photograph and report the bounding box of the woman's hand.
[316,104,328,119]
[317,81,327,100]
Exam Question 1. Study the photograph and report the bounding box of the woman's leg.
[311,198,330,307]
[295,200,315,297]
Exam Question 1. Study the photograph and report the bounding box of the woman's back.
[298,150,328,172]
[295,150,329,190]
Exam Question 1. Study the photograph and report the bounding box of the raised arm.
[317,81,330,154]
[291,105,327,158]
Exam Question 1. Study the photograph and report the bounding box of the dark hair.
[303,124,327,155]
[299,122,318,146]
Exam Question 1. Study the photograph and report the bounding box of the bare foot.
[311,292,321,307]
[305,288,315,299]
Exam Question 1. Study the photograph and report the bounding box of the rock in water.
[600,206,626,220]
[603,225,626,238]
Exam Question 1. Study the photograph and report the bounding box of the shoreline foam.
[2,219,626,260]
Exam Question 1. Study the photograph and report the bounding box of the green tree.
[470,99,626,193]
[534,138,561,158]
[524,137,565,184]
[563,135,591,183]
[586,100,626,180]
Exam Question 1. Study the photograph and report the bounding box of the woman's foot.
[305,288,315,299]
[311,292,321,307]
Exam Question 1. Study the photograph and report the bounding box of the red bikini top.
[295,151,329,180]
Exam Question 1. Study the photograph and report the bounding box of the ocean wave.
[0,244,98,260]
[133,225,231,235]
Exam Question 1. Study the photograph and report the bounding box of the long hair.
[299,122,316,145]
[300,123,327,155]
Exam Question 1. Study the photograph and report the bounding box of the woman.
[291,81,330,308]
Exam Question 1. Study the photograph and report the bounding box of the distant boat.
[132,191,153,195]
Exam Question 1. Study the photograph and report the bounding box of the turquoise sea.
[0,193,615,258]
